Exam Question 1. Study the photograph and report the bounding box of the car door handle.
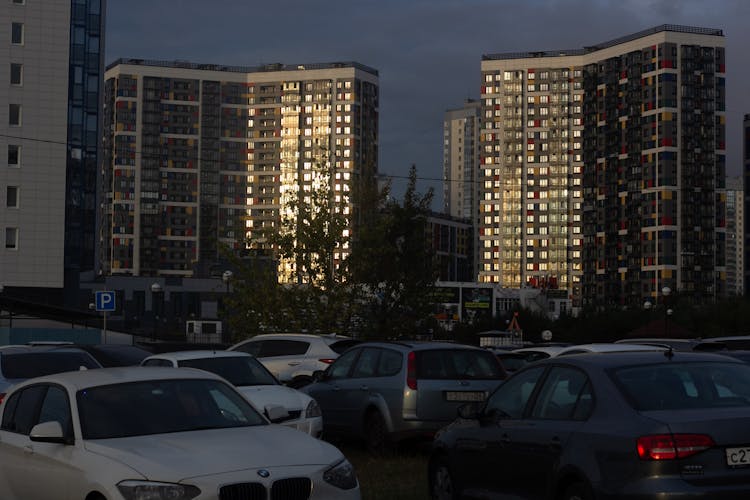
[288,362,301,366]
[359,385,369,391]
[500,434,511,444]
[549,437,562,450]
[23,445,33,455]
[331,385,341,391]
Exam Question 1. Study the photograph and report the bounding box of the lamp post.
[662,286,672,338]
[151,282,163,341]
[222,270,233,293]
[221,270,233,341]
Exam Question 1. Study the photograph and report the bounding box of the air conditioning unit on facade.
[186,320,223,343]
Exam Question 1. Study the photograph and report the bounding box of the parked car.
[429,350,750,500]
[0,345,101,402]
[301,341,506,453]
[229,333,361,387]
[0,366,360,499]
[513,345,569,361]
[142,350,323,437]
[491,350,527,374]
[65,343,153,367]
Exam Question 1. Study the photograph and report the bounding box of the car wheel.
[562,481,593,500]
[364,409,389,454]
[429,457,459,500]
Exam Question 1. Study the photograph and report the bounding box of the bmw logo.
[257,469,270,478]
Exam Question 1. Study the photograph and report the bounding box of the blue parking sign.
[95,291,116,312]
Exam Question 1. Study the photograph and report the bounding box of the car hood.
[237,384,311,412]
[84,424,341,481]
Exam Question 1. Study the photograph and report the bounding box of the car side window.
[233,340,263,357]
[351,348,380,378]
[0,385,46,435]
[38,385,72,437]
[484,366,545,419]
[260,340,310,357]
[530,367,592,420]
[377,349,402,377]
[327,349,359,380]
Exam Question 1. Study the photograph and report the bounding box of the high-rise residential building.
[101,59,378,281]
[480,25,725,309]
[443,99,480,220]
[725,176,744,296]
[0,0,105,305]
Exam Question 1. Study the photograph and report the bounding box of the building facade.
[479,25,726,309]
[725,176,744,296]
[101,59,378,280]
[426,213,473,282]
[443,99,480,220]
[0,0,105,303]
[745,114,750,294]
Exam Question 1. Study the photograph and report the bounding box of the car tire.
[562,481,593,500]
[364,409,389,455]
[429,456,459,500]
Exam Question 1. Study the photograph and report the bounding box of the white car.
[142,350,323,438]
[555,343,667,356]
[229,333,361,387]
[0,366,360,500]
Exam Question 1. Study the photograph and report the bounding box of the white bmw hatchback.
[0,367,360,500]
[141,350,323,437]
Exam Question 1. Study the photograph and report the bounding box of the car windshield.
[77,378,267,439]
[612,361,750,411]
[87,345,152,367]
[1,352,100,378]
[417,349,504,380]
[178,356,278,386]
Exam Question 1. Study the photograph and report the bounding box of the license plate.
[445,391,486,402]
[726,447,750,467]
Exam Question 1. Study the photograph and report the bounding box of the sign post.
[94,291,116,343]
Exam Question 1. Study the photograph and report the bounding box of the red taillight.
[407,351,417,390]
[0,393,5,405]
[318,358,336,365]
[637,434,715,460]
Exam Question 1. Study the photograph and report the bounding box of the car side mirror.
[30,421,70,445]
[457,401,482,420]
[265,404,290,423]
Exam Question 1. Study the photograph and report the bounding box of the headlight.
[323,458,358,490]
[117,480,201,500]
[305,398,322,418]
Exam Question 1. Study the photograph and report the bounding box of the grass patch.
[340,443,430,500]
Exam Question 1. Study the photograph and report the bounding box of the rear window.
[612,361,750,411]
[1,352,100,379]
[329,339,361,354]
[178,357,277,386]
[260,340,309,357]
[86,345,152,367]
[417,349,504,380]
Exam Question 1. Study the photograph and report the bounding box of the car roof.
[538,349,744,368]
[352,341,485,352]
[513,346,568,356]
[557,343,667,355]
[144,350,251,362]
[9,366,224,391]
[232,333,351,344]
[0,345,98,355]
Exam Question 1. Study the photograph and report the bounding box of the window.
[530,367,593,420]
[0,385,46,434]
[38,386,73,437]
[6,186,18,208]
[351,348,379,378]
[11,22,23,44]
[327,349,359,380]
[9,104,21,126]
[8,145,20,167]
[485,366,545,419]
[5,227,18,249]
[10,63,22,85]
[12,0,25,4]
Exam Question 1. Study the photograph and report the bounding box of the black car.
[429,351,750,500]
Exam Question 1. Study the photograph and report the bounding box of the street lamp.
[151,282,163,340]
[221,270,233,342]
[222,270,233,293]
[662,286,672,337]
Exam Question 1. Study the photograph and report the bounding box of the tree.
[348,165,437,339]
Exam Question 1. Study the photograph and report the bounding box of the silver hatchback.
[301,341,506,452]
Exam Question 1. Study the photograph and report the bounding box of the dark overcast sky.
[105,0,750,205]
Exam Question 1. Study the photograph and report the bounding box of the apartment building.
[0,0,105,303]
[480,25,725,309]
[725,176,744,296]
[101,59,378,281]
[745,114,750,294]
[443,99,480,220]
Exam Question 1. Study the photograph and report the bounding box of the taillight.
[0,393,5,405]
[318,358,336,364]
[407,351,417,390]
[637,434,715,460]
